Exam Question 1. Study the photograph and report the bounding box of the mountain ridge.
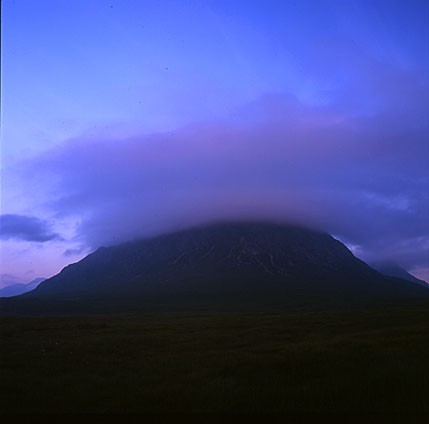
[0,278,46,297]
[370,261,428,287]
[2,221,428,315]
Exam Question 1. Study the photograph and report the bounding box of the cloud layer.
[23,67,428,273]
[0,214,62,242]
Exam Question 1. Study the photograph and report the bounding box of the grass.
[2,305,429,414]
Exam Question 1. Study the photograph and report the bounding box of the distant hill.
[371,261,428,287]
[1,221,428,315]
[0,278,45,297]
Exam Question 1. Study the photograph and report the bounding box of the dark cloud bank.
[0,214,61,242]
[26,68,429,272]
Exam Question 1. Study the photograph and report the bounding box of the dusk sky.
[1,0,428,287]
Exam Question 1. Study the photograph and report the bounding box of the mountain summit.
[2,221,428,314]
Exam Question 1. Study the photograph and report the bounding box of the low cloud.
[63,247,85,256]
[0,214,62,242]
[19,64,429,273]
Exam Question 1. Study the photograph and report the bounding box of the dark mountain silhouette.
[1,221,428,315]
[371,261,428,287]
[0,278,45,297]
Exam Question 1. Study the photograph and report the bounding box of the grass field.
[2,305,429,414]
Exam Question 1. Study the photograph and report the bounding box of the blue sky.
[1,0,428,285]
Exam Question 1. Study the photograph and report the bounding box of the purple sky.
[1,0,428,286]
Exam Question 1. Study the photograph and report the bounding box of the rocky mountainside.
[2,221,428,315]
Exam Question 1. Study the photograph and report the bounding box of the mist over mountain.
[2,221,427,315]
[2,0,429,305]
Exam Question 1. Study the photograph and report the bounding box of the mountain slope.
[0,278,46,297]
[2,221,428,315]
[371,261,428,287]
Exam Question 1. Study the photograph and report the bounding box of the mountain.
[1,221,428,315]
[370,261,428,287]
[0,278,45,297]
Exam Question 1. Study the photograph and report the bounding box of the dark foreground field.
[2,306,429,415]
